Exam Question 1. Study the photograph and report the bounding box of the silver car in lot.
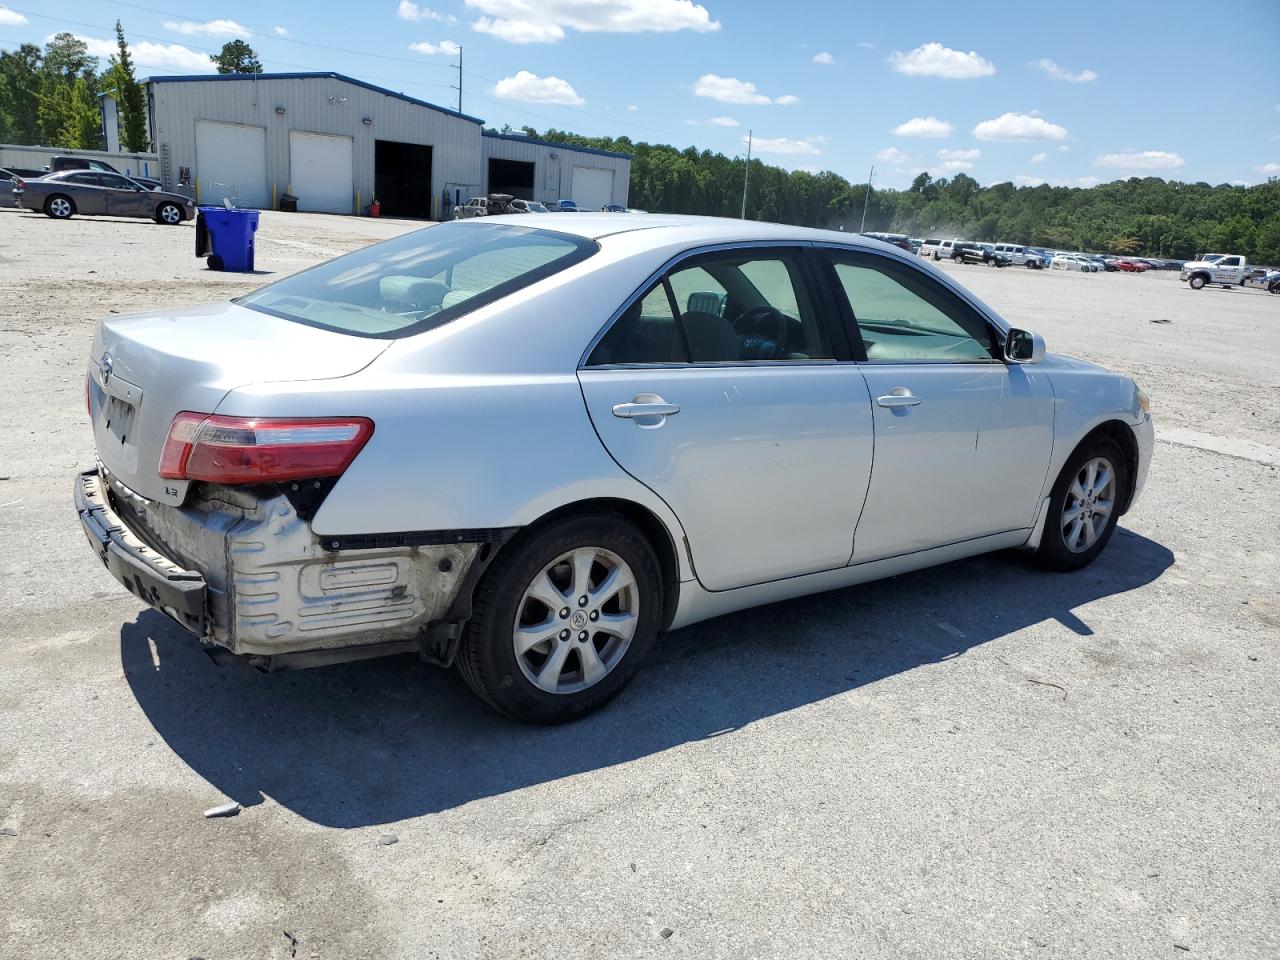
[75,215,1154,722]
[15,169,194,224]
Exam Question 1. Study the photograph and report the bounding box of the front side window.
[587,250,832,366]
[238,222,596,338]
[828,253,994,362]
[98,174,133,190]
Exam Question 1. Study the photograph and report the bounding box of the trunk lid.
[88,301,389,505]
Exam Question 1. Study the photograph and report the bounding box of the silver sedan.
[74,215,1154,722]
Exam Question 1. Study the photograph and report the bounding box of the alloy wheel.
[512,546,639,695]
[160,204,181,224]
[1061,456,1116,553]
[50,198,71,218]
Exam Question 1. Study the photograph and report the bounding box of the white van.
[993,243,1045,269]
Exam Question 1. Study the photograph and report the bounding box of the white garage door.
[572,166,615,211]
[289,131,354,214]
[195,121,267,208]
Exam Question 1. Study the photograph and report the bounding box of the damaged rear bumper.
[74,468,511,662]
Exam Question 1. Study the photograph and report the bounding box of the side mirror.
[1004,328,1045,364]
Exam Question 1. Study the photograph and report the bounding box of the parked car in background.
[510,199,550,213]
[556,199,580,212]
[956,242,1009,267]
[861,231,913,252]
[908,238,923,253]
[0,167,19,207]
[73,214,1153,722]
[454,196,490,219]
[49,155,161,191]
[918,238,964,260]
[601,204,627,213]
[1052,254,1098,273]
[14,170,193,224]
[993,243,1046,268]
[1111,259,1148,273]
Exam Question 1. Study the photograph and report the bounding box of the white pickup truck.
[1181,254,1279,292]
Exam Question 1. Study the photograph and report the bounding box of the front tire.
[45,195,74,219]
[457,511,664,723]
[1035,439,1127,571]
[1189,274,1206,290]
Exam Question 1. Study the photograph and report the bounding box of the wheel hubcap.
[162,206,179,223]
[52,199,69,216]
[1061,456,1116,553]
[513,546,639,695]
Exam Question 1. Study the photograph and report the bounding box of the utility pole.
[858,164,875,233]
[741,129,752,219]
[451,46,463,114]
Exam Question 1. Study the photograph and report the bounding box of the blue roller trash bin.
[195,206,259,272]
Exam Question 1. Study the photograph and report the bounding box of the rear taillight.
[158,412,374,484]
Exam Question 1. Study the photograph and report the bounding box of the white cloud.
[937,148,979,161]
[749,135,824,156]
[493,70,584,105]
[1014,175,1044,187]
[874,147,920,171]
[1033,58,1098,83]
[686,116,740,127]
[892,116,953,138]
[473,17,564,42]
[274,26,289,36]
[1058,145,1070,152]
[812,51,833,65]
[1016,174,1100,188]
[163,19,250,38]
[1095,150,1184,170]
[856,41,873,49]
[0,6,29,25]
[694,73,788,105]
[972,112,1068,141]
[409,39,461,54]
[1030,151,1047,163]
[398,1,458,23]
[888,42,995,79]
[70,34,213,71]
[466,0,719,43]
[934,160,973,173]
[1063,175,1100,187]
[1255,162,1280,177]
[774,94,800,106]
[627,104,638,111]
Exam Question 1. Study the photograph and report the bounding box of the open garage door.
[488,158,535,200]
[289,131,354,214]
[195,121,267,208]
[571,166,615,211]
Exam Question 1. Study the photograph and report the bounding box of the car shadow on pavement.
[122,528,1173,827]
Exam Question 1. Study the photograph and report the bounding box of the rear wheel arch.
[500,498,683,630]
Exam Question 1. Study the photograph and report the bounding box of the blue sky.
[2,0,1278,188]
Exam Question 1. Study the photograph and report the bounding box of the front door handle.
[613,398,681,419]
[876,388,922,409]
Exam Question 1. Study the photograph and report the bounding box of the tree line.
[0,27,262,154]
[524,128,1280,264]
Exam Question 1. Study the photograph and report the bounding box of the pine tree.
[107,21,149,151]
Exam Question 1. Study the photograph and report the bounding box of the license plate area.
[105,395,136,445]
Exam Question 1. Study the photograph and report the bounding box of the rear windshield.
[236,222,597,338]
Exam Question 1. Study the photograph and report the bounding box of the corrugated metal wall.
[482,135,632,208]
[148,75,483,219]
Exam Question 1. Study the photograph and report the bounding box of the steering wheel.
[734,305,789,359]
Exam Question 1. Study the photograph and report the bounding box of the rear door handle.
[876,389,922,409]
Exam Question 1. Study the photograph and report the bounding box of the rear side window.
[237,222,596,338]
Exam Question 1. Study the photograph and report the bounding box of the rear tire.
[456,510,664,723]
[44,195,74,219]
[1035,438,1127,572]
[156,202,183,225]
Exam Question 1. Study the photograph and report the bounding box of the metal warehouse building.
[482,132,631,211]
[145,72,630,220]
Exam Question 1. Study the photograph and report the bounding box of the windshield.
[526,202,550,212]
[237,222,597,338]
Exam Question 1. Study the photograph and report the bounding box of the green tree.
[211,40,262,75]
[105,21,149,151]
[59,77,103,149]
[0,43,44,144]
[1108,235,1142,254]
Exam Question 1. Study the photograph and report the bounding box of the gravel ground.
[1,208,1277,960]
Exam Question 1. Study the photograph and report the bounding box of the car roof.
[477,212,918,250]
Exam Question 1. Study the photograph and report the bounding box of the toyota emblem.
[100,351,113,383]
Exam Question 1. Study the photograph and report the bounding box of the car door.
[61,172,106,214]
[820,247,1054,563]
[98,173,146,217]
[1212,255,1244,283]
[578,245,875,591]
